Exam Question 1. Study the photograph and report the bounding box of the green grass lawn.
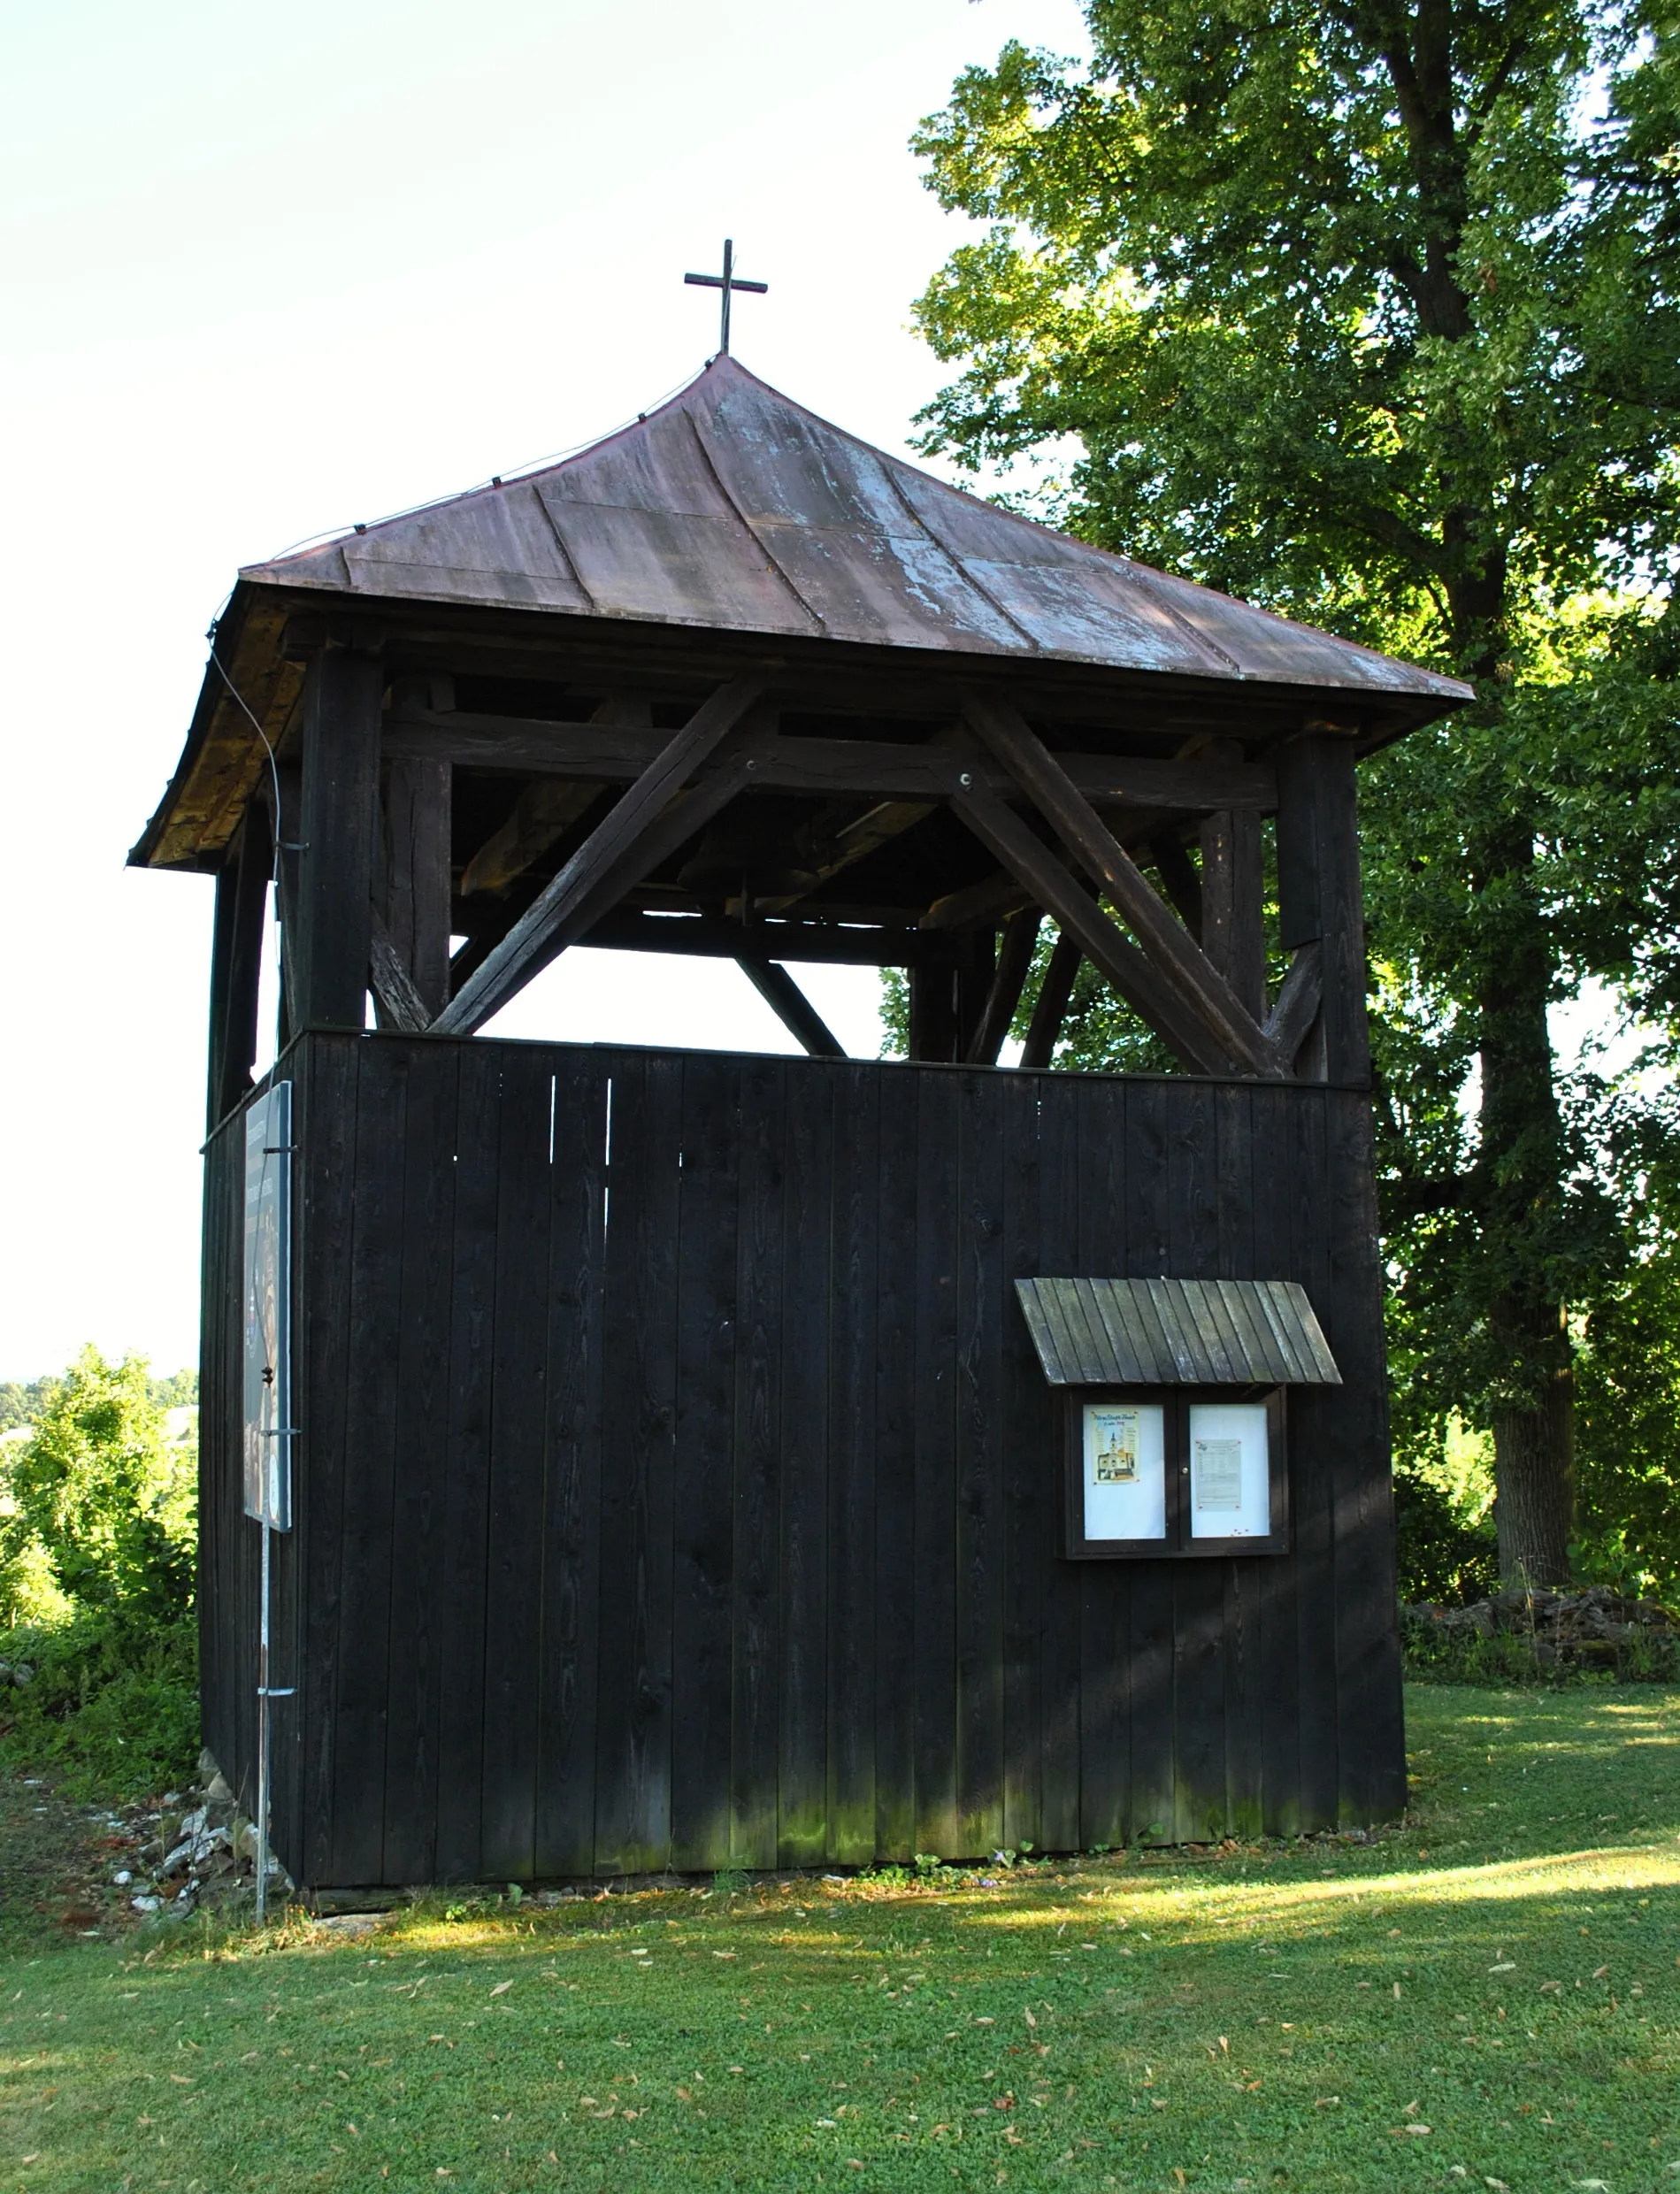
[4,1685,1680,2192]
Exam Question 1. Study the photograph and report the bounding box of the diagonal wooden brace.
[949,780,1240,1074]
[962,693,1284,1078]
[433,677,766,1035]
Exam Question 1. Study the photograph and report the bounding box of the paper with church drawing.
[1090,1407,1141,1484]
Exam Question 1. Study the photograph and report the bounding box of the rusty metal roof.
[1015,1277,1341,1387]
[240,357,1469,703]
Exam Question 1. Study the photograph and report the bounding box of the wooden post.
[382,757,453,1017]
[1275,732,1369,1085]
[1199,811,1267,1023]
[954,929,996,1062]
[296,645,383,1031]
[271,763,303,1052]
[908,952,959,1062]
[207,803,273,1130]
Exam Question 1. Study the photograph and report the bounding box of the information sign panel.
[242,1083,293,1530]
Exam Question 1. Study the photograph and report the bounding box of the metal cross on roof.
[684,238,768,355]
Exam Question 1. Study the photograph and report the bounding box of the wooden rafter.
[964,909,1042,1066]
[949,779,1238,1073]
[961,694,1283,1078]
[1020,932,1082,1071]
[1263,942,1323,1071]
[737,957,846,1058]
[368,907,432,1035]
[433,678,766,1035]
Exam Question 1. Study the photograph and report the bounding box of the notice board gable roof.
[240,357,1469,704]
[1016,1277,1341,1388]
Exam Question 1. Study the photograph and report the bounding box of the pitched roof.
[241,356,1469,704]
[1015,1277,1341,1388]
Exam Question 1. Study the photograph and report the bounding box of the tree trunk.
[1494,1351,1576,1586]
[1475,818,1575,1587]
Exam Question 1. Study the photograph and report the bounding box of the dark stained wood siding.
[198,1030,1404,1888]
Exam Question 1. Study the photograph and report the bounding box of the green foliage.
[0,1346,198,1799]
[0,1606,198,1800]
[1394,1416,1499,1603]
[2,1346,196,1623]
[908,0,1680,1584]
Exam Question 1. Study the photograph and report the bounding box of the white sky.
[0,0,1093,1380]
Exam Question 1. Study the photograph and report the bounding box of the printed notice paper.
[1193,1436,1243,1511]
[1188,1401,1270,1538]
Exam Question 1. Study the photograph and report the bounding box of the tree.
[909,0,1680,1584]
[1,1346,196,1627]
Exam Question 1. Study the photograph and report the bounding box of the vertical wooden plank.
[479,1046,556,1882]
[1168,1076,1226,1842]
[1123,1077,1175,1849]
[777,1060,833,1868]
[328,1041,408,1884]
[594,1051,682,1874]
[1326,1091,1407,1824]
[434,1043,502,1882]
[1249,1084,1303,1837]
[1216,1083,1265,1839]
[670,1053,740,1874]
[869,1067,918,1863]
[535,1051,608,1878]
[382,756,452,1017]
[955,1066,1007,1860]
[1076,1071,1131,1853]
[912,1068,961,1860]
[1035,1070,1084,1855]
[1290,1088,1340,1831]
[1200,800,1266,1024]
[826,1064,879,1865]
[296,1033,359,1885]
[381,1039,459,1886]
[999,1073,1047,1854]
[297,648,381,1031]
[731,1056,786,1869]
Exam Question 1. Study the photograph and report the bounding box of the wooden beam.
[1276,732,1369,1085]
[1020,932,1082,1071]
[1149,833,1203,941]
[908,949,959,1062]
[1201,806,1267,1022]
[949,779,1250,1076]
[584,909,929,966]
[962,694,1283,1078]
[1263,941,1323,1070]
[382,755,452,1017]
[385,706,1277,810]
[368,906,433,1034]
[736,956,847,1058]
[432,678,766,1035]
[965,909,1042,1066]
[458,694,651,898]
[922,870,1032,934]
[207,802,272,1131]
[268,763,302,1052]
[297,646,383,1030]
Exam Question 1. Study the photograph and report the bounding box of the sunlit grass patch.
[2,1684,1678,2191]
